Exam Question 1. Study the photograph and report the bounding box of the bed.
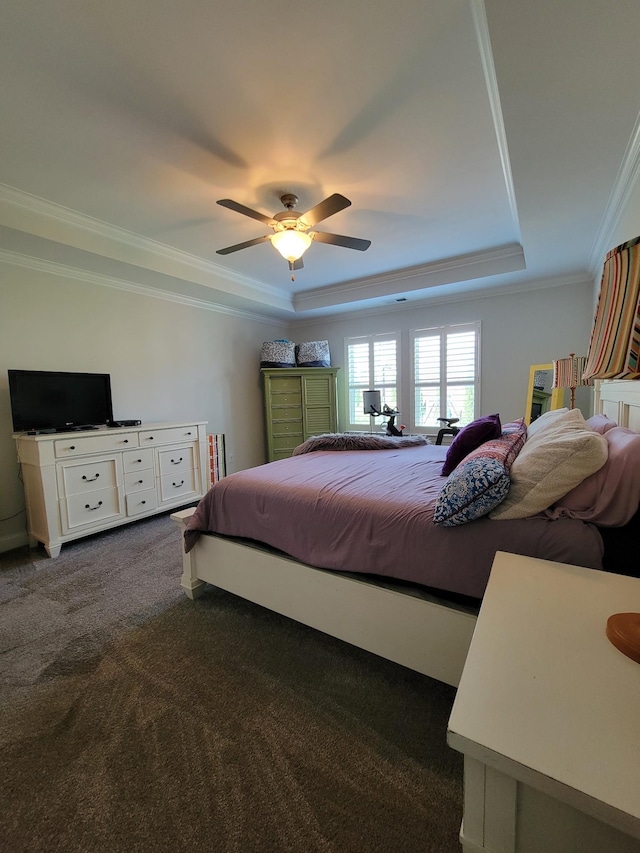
[172,380,640,687]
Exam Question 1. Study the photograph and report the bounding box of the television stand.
[14,421,208,557]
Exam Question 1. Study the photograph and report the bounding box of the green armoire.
[262,367,339,461]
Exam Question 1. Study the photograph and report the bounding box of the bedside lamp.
[552,354,592,409]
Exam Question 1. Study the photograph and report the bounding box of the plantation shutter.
[346,334,399,428]
[413,324,479,429]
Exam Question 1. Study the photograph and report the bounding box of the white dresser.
[15,422,208,557]
[448,551,640,853]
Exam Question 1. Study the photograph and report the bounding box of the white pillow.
[526,407,574,439]
[490,411,608,520]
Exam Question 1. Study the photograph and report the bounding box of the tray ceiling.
[1,0,639,318]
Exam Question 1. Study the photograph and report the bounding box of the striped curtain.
[582,235,640,380]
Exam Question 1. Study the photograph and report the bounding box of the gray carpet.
[0,514,463,852]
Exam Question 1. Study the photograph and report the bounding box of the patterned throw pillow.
[433,420,526,527]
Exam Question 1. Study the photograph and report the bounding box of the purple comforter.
[184,445,604,599]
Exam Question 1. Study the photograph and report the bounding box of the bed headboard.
[595,381,640,433]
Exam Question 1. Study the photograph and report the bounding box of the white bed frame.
[172,381,640,688]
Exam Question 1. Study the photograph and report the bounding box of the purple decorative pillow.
[546,426,640,526]
[441,414,502,476]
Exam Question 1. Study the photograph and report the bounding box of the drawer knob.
[170,457,183,464]
[81,474,100,482]
[172,480,184,488]
[85,501,103,511]
[123,439,129,444]
[141,500,146,505]
[137,479,143,484]
[69,445,75,450]
[136,458,142,463]
[147,436,154,441]
[186,431,192,436]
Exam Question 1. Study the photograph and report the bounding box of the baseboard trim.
[0,530,29,554]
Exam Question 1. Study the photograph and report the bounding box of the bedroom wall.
[289,279,596,429]
[0,263,598,555]
[0,261,288,553]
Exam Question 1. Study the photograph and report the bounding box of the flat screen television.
[8,369,114,433]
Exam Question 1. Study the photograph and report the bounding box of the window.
[412,323,480,432]
[345,333,399,430]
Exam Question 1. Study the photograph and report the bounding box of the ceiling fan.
[215,192,371,277]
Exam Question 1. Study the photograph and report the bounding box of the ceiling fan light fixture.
[270,229,312,262]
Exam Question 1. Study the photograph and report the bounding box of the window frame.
[344,331,401,432]
[410,322,481,435]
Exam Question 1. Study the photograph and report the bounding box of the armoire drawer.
[272,421,302,436]
[270,406,302,421]
[269,377,302,394]
[270,393,302,408]
[272,435,302,451]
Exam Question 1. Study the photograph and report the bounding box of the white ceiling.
[1,0,640,320]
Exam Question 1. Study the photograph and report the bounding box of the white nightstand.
[448,551,640,853]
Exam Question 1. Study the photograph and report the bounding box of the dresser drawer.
[139,426,198,446]
[54,432,138,458]
[126,488,158,516]
[272,421,303,436]
[57,457,120,497]
[157,446,195,476]
[271,392,302,408]
[270,406,302,421]
[273,450,295,461]
[62,487,123,532]
[122,448,154,473]
[124,469,155,493]
[158,468,197,503]
[270,377,302,394]
[273,435,302,451]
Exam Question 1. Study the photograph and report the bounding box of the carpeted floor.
[0,514,463,852]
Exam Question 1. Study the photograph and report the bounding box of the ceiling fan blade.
[217,199,276,226]
[289,257,304,271]
[311,231,371,251]
[299,193,351,227]
[216,234,271,255]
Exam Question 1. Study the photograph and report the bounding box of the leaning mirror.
[525,363,564,425]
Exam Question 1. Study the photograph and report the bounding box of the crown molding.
[471,0,520,236]
[589,111,640,274]
[0,182,292,310]
[288,271,591,329]
[0,248,287,327]
[292,242,525,312]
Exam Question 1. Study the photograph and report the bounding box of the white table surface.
[448,551,640,838]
